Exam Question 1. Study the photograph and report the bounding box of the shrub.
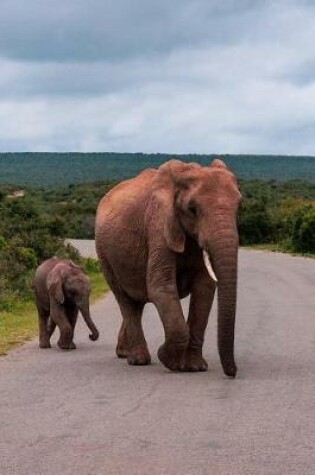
[238,196,276,244]
[83,258,101,273]
[291,205,315,252]
[0,195,81,302]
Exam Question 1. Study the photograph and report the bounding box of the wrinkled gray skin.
[33,258,99,350]
[95,159,241,377]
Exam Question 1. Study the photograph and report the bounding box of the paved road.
[1,248,314,475]
[66,239,98,259]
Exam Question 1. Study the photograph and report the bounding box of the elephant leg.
[36,302,51,349]
[147,253,189,371]
[99,258,128,357]
[47,317,56,338]
[66,308,78,350]
[186,270,216,371]
[100,258,150,363]
[51,307,73,350]
[117,295,151,365]
[154,294,189,372]
[116,320,129,358]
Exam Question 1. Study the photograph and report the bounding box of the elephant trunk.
[79,302,100,341]
[207,223,239,378]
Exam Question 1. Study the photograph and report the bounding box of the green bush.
[0,236,8,251]
[83,258,101,273]
[291,205,315,252]
[0,243,34,297]
[239,181,315,252]
[0,194,81,302]
[238,196,276,244]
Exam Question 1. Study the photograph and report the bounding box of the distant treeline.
[1,178,314,308]
[1,152,315,186]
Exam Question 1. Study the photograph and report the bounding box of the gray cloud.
[0,0,315,154]
[284,61,315,87]
[0,0,262,62]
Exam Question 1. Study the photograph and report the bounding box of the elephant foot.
[39,340,51,349]
[57,327,74,350]
[116,344,129,359]
[184,347,208,372]
[57,339,75,350]
[158,341,187,371]
[127,345,151,366]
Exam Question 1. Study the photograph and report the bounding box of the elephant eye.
[187,202,198,217]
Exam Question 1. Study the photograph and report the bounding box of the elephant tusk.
[203,250,218,282]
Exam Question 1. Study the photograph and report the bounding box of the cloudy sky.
[1,0,315,154]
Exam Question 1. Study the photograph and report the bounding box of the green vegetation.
[0,301,37,355]
[238,180,315,254]
[0,177,314,354]
[17,178,313,253]
[35,181,118,238]
[84,258,109,303]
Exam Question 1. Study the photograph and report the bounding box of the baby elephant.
[33,258,99,350]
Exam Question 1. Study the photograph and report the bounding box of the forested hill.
[0,153,315,186]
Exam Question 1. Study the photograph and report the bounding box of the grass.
[88,267,109,302]
[0,261,108,356]
[0,300,38,356]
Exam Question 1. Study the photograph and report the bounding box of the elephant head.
[47,261,99,341]
[158,158,242,377]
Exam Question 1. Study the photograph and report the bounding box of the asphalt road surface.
[1,245,314,475]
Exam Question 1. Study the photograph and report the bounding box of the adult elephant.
[95,159,242,377]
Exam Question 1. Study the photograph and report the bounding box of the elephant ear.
[161,159,199,187]
[158,159,198,253]
[163,200,185,253]
[47,266,65,305]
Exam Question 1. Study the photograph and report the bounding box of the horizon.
[1,151,315,159]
